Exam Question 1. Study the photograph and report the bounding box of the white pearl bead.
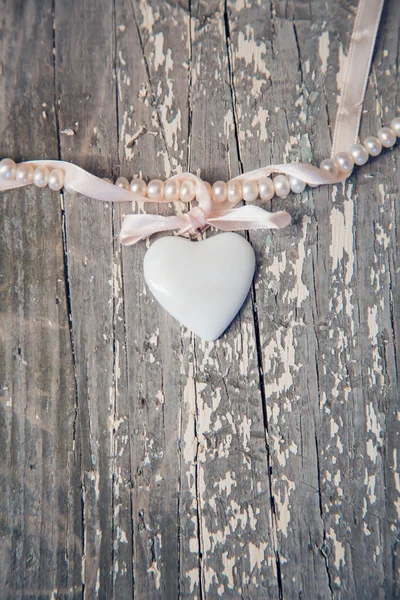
[162,179,179,202]
[15,163,34,184]
[390,117,400,137]
[0,158,17,181]
[130,178,147,196]
[180,180,196,203]
[334,152,354,175]
[48,168,64,191]
[377,127,396,148]
[115,176,130,190]
[242,180,259,202]
[33,166,50,188]
[212,180,228,203]
[227,180,243,204]
[273,175,290,198]
[289,176,306,194]
[320,158,339,177]
[363,136,382,157]
[259,177,275,201]
[147,179,165,201]
[349,143,369,166]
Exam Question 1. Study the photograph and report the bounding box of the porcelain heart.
[143,233,256,341]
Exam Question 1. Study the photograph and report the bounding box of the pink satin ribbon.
[0,0,385,245]
[332,0,384,155]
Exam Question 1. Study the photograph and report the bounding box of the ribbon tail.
[119,213,187,245]
[331,0,384,155]
[207,205,291,231]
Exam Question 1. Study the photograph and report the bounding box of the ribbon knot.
[117,172,298,245]
[180,206,209,234]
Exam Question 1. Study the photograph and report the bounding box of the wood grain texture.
[0,0,399,599]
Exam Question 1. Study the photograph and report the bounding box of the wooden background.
[0,0,399,598]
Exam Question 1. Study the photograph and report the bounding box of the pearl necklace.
[1,120,399,204]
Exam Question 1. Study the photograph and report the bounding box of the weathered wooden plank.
[361,7,400,597]
[114,1,190,598]
[53,0,120,597]
[0,1,79,598]
[182,1,281,597]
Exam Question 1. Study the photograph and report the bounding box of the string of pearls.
[0,161,65,190]
[1,118,399,202]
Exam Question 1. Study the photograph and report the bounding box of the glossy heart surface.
[143,233,256,341]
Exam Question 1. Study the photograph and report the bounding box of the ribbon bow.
[0,161,348,246]
[118,166,345,245]
[0,161,347,245]
[118,172,299,245]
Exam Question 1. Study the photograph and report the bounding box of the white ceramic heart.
[143,232,256,341]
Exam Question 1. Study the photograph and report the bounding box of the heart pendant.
[143,233,256,340]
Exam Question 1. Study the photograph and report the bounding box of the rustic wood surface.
[0,0,399,598]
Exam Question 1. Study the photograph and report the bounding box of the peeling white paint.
[327,527,345,569]
[318,30,330,75]
[329,194,354,284]
[273,475,295,537]
[236,27,270,78]
[285,215,310,306]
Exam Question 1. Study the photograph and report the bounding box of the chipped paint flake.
[327,527,345,569]
[329,194,354,284]
[154,32,165,70]
[318,30,330,75]
[273,475,295,537]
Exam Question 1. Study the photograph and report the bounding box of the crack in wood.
[52,1,86,591]
[315,431,334,599]
[224,1,284,596]
[223,0,244,177]
[192,338,205,600]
